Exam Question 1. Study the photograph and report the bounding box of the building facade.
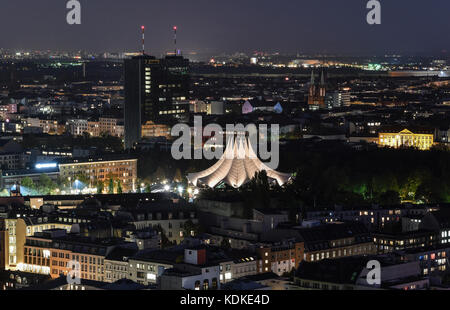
[124,55,189,149]
[255,242,304,276]
[23,230,119,282]
[58,157,138,193]
[378,128,434,150]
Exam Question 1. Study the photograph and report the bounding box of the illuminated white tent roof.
[187,135,292,188]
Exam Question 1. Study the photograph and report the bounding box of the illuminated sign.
[35,163,58,169]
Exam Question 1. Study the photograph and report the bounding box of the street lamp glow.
[164,185,170,191]
[178,186,184,193]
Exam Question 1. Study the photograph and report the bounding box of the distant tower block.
[82,62,86,78]
[187,134,292,188]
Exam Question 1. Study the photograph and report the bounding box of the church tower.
[308,70,326,110]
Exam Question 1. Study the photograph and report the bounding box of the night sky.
[1,0,449,56]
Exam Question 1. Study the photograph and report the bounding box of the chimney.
[184,248,207,265]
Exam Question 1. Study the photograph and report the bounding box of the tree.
[183,220,204,238]
[220,238,231,250]
[117,180,123,194]
[108,178,115,194]
[153,225,173,248]
[21,177,35,190]
[173,168,183,183]
[56,176,69,189]
[415,179,444,203]
[145,183,152,193]
[37,174,57,195]
[153,166,166,182]
[0,189,9,197]
[377,190,401,206]
[96,181,104,194]
[399,173,422,201]
[245,170,271,211]
[74,172,90,185]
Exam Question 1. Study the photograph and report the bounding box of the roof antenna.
[173,26,178,55]
[141,25,145,55]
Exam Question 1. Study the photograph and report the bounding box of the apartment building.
[1,216,73,271]
[68,118,124,138]
[25,117,65,135]
[296,222,376,262]
[306,205,433,231]
[255,241,304,276]
[58,156,138,193]
[99,117,124,138]
[23,229,121,281]
[104,247,138,283]
[128,249,176,285]
[399,245,450,277]
[123,207,198,244]
[373,230,438,254]
[295,256,428,290]
[141,121,171,139]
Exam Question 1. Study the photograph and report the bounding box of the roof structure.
[187,134,292,188]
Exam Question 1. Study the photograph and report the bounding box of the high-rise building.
[124,54,189,149]
[308,70,326,110]
[326,90,351,109]
[124,55,161,149]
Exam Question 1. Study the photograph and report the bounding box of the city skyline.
[2,0,450,295]
[1,0,450,55]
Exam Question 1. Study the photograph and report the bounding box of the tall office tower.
[308,70,326,111]
[8,64,19,92]
[157,55,190,117]
[124,26,189,149]
[124,55,162,149]
[124,54,190,149]
[124,25,190,149]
